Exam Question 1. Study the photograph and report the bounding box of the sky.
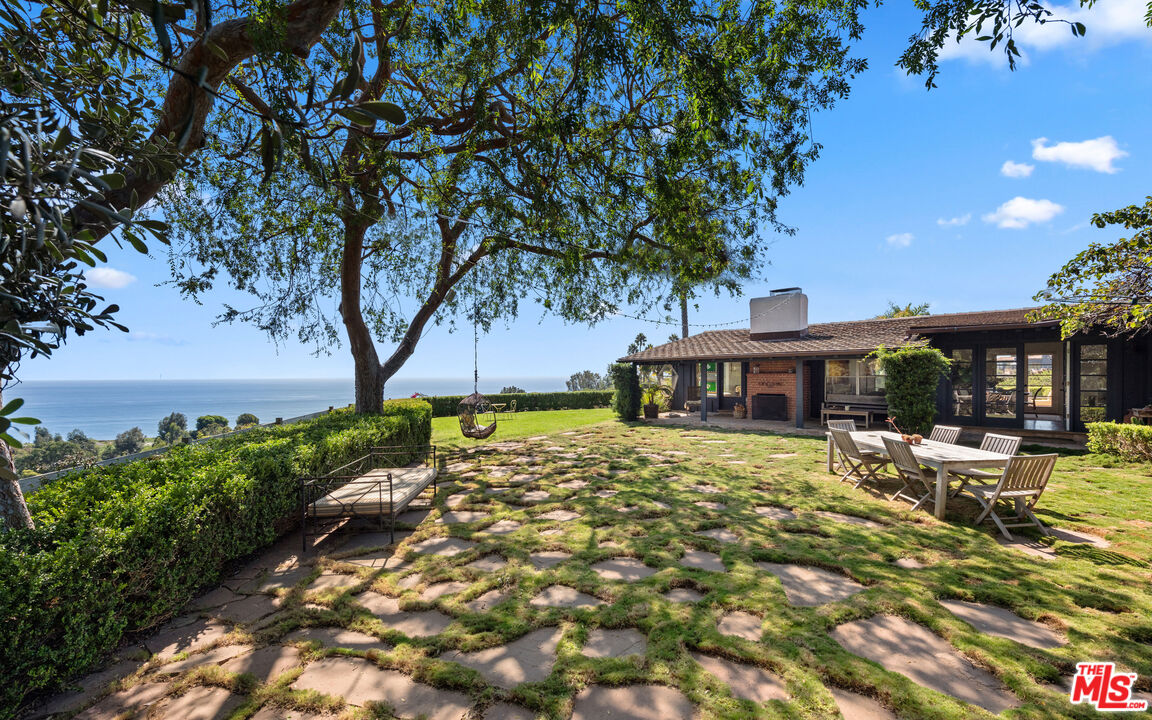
[25,0,1152,385]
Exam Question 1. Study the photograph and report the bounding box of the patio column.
[794,358,804,428]
[699,361,708,422]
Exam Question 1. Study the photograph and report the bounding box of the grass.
[431,408,614,450]
[72,412,1152,720]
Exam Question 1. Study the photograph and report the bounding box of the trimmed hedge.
[871,345,950,435]
[609,363,641,421]
[0,400,431,716]
[422,390,614,417]
[1087,421,1152,462]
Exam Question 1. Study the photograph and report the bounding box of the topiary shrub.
[1087,421,1152,462]
[870,345,950,435]
[609,363,641,421]
[236,412,260,427]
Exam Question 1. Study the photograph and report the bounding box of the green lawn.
[431,408,614,450]
[83,413,1152,719]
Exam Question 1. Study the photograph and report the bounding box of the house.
[619,288,1151,435]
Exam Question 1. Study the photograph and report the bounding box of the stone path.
[530,585,605,608]
[582,628,648,658]
[830,614,1019,713]
[592,557,657,581]
[483,519,523,535]
[812,511,883,528]
[680,550,725,572]
[467,554,508,571]
[438,510,490,523]
[442,627,563,688]
[409,537,477,556]
[690,652,789,703]
[754,505,796,520]
[939,599,1066,649]
[694,528,739,543]
[464,589,509,612]
[663,588,705,603]
[529,550,571,569]
[571,685,697,720]
[829,687,897,720]
[292,657,471,719]
[717,611,762,641]
[357,592,454,636]
[538,509,581,521]
[285,626,387,651]
[756,563,865,606]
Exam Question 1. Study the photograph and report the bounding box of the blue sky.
[27,0,1152,385]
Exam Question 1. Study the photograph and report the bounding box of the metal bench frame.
[300,445,438,552]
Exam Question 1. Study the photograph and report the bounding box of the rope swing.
[457,307,497,439]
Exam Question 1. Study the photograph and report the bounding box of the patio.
[30,422,1151,720]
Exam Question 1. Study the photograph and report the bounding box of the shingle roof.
[618,308,1052,363]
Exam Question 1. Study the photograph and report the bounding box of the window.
[825,359,885,398]
[640,364,676,389]
[950,349,973,417]
[705,361,718,397]
[1079,345,1108,423]
[985,347,1018,419]
[722,362,741,398]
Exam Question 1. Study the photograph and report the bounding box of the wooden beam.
[795,358,804,428]
[700,361,708,422]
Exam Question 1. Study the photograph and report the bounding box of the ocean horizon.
[15,377,567,440]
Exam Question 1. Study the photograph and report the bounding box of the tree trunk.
[339,220,385,414]
[681,293,689,340]
[0,388,34,531]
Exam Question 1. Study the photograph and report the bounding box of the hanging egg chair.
[458,391,498,439]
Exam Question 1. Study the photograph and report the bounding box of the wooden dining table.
[826,430,1012,519]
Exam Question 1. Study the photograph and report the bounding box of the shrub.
[1087,421,1152,462]
[500,385,526,394]
[609,363,641,421]
[156,412,188,445]
[870,345,950,435]
[112,427,147,456]
[0,401,431,715]
[236,412,260,427]
[420,390,614,417]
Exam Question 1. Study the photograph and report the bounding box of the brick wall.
[744,359,811,419]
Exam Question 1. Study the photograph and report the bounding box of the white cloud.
[85,267,137,289]
[1000,160,1034,178]
[1031,136,1128,173]
[126,331,187,346]
[936,213,972,227]
[886,232,914,248]
[982,197,1065,229]
[937,0,1150,65]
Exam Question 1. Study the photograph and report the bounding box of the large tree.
[162,0,869,412]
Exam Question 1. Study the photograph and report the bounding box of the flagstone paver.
[397,508,433,524]
[830,614,1019,713]
[582,628,648,658]
[339,531,412,553]
[148,618,232,658]
[694,528,739,544]
[521,490,552,502]
[157,644,251,674]
[529,550,572,569]
[410,537,477,556]
[557,479,588,489]
[538,509,581,522]
[592,557,657,582]
[284,627,388,652]
[939,599,1066,649]
[688,484,722,494]
[151,685,244,720]
[342,551,409,570]
[680,550,725,573]
[444,492,471,507]
[191,586,243,611]
[829,687,898,720]
[694,501,726,510]
[306,573,361,594]
[756,563,865,606]
[443,627,564,689]
[482,703,537,720]
[73,682,171,720]
[510,474,542,484]
[754,506,796,520]
[438,510,491,523]
[540,528,564,536]
[30,660,144,718]
[357,592,455,637]
[894,557,925,569]
[249,708,331,720]
[221,645,301,683]
[484,520,524,535]
[397,572,424,589]
[421,581,470,602]
[690,652,789,703]
[292,657,471,719]
[529,585,605,608]
[468,554,508,571]
[464,589,509,612]
[663,588,705,603]
[445,462,473,473]
[595,489,618,498]
[812,511,883,528]
[571,684,697,720]
[717,611,762,641]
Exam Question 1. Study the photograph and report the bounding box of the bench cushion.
[310,467,436,518]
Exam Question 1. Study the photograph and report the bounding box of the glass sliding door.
[720,361,742,410]
[949,349,974,420]
[1077,344,1108,425]
[985,347,1020,422]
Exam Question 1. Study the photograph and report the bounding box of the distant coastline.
[16,377,566,440]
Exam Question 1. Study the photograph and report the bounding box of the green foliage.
[566,370,610,392]
[236,413,260,427]
[113,427,147,457]
[194,414,230,437]
[609,363,641,421]
[156,412,188,445]
[870,345,950,435]
[1033,197,1152,338]
[13,428,100,474]
[422,391,613,418]
[877,301,931,319]
[1087,422,1152,462]
[0,402,430,713]
[499,386,526,394]
[641,383,672,408]
[626,334,652,356]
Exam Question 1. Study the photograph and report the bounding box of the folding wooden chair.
[826,419,857,432]
[829,428,887,489]
[927,425,961,445]
[949,433,1023,497]
[883,435,941,511]
[956,454,1058,539]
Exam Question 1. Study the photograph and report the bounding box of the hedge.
[870,345,950,435]
[609,363,641,421]
[0,400,431,716]
[421,390,614,417]
[1087,421,1152,462]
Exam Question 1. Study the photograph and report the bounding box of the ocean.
[13,377,566,440]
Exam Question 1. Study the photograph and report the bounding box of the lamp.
[751,363,760,374]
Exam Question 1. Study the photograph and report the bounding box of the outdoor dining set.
[824,421,1058,540]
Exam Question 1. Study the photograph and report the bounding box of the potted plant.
[641,384,671,419]
[733,403,747,419]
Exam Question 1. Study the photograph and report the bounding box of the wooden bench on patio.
[821,402,887,428]
[300,445,438,551]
